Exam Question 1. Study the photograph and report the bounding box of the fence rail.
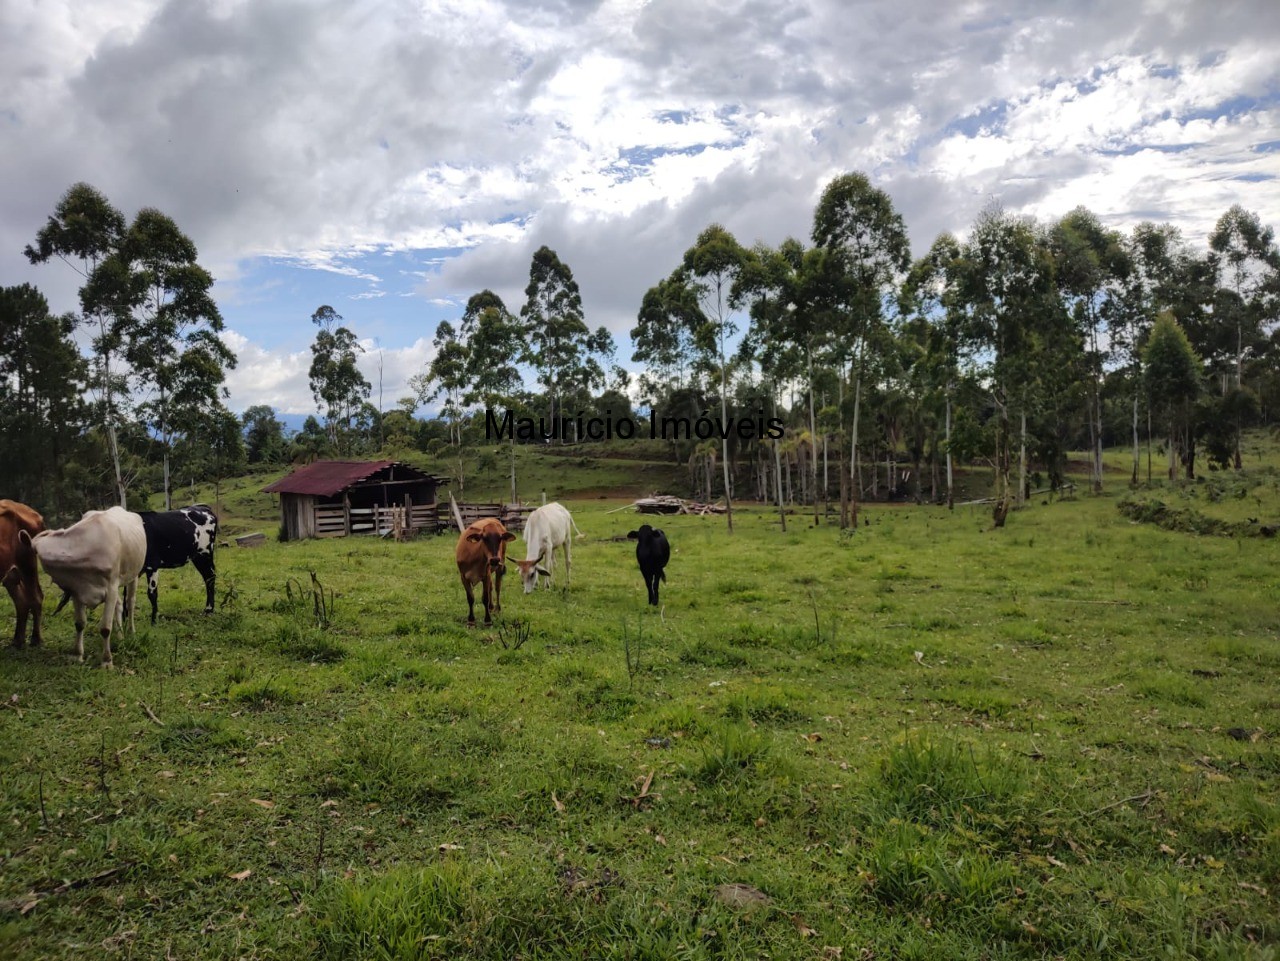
[310,501,533,539]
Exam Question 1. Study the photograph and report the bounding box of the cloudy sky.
[3,0,1278,418]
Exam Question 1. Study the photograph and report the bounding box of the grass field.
[1,466,1278,958]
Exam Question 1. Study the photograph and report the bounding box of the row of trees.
[413,175,1278,531]
[2,184,240,519]
[7,177,1276,530]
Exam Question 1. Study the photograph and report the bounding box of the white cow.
[512,502,582,593]
[24,507,146,667]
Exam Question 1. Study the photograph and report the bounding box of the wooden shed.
[262,460,444,541]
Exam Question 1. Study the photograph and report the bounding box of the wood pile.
[632,496,726,516]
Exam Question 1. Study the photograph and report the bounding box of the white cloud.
[221,329,437,415]
[3,0,1279,415]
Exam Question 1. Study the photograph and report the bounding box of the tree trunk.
[838,376,849,529]
[992,398,1011,528]
[101,344,128,509]
[1092,383,1103,494]
[848,352,862,527]
[719,333,734,534]
[510,433,517,505]
[945,389,954,510]
[772,395,787,532]
[161,390,171,510]
[1017,407,1027,509]
[1152,404,1162,483]
[1131,383,1140,487]
[1090,319,1103,494]
[807,347,819,526]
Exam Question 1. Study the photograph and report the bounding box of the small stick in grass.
[139,701,165,727]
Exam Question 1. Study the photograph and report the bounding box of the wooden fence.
[434,502,535,533]
[312,502,534,539]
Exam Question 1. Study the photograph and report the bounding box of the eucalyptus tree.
[0,284,88,512]
[1144,312,1204,481]
[521,246,611,440]
[811,172,911,527]
[631,274,701,407]
[118,208,234,507]
[1117,223,1211,483]
[242,405,287,465]
[410,320,470,447]
[735,238,834,524]
[1208,205,1280,467]
[289,416,329,464]
[172,402,245,506]
[901,233,965,508]
[953,205,1058,527]
[308,305,371,454]
[735,246,805,530]
[1209,205,1280,389]
[1050,207,1130,493]
[680,223,750,533]
[462,291,525,503]
[26,184,236,507]
[26,183,133,505]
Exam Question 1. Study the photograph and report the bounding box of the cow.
[512,502,582,593]
[627,524,670,606]
[136,504,219,624]
[1,500,45,647]
[455,517,516,626]
[25,506,146,667]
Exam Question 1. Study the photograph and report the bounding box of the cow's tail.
[53,590,72,615]
[572,517,585,540]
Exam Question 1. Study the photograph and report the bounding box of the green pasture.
[1,483,1277,959]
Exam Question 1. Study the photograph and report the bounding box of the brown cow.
[1,500,45,647]
[455,517,515,626]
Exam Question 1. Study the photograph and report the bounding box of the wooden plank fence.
[435,502,534,533]
[311,502,535,539]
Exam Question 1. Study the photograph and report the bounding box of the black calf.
[627,524,670,606]
[137,505,219,624]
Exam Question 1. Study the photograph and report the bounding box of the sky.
[3,0,1279,419]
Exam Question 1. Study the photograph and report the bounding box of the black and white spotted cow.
[136,504,219,624]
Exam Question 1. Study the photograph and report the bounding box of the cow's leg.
[73,599,87,662]
[480,573,493,626]
[562,540,570,587]
[143,570,158,624]
[192,553,216,614]
[647,572,660,606]
[145,568,159,625]
[124,576,138,635]
[492,565,504,615]
[99,581,118,668]
[461,575,476,626]
[3,574,24,647]
[28,572,42,646]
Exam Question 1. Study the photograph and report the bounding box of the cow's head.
[466,528,516,572]
[513,552,552,593]
[627,525,660,544]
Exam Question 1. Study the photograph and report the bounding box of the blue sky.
[3,0,1278,416]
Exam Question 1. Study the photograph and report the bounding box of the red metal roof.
[261,460,435,497]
